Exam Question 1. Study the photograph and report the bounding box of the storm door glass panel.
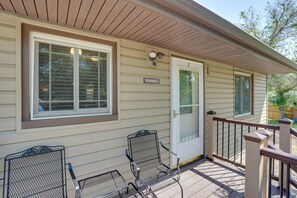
[38,42,74,112]
[179,70,199,143]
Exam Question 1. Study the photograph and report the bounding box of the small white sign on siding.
[143,78,160,84]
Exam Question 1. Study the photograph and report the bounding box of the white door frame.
[170,57,204,166]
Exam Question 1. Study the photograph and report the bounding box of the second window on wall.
[234,72,252,117]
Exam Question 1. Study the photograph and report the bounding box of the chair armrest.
[125,149,140,179]
[125,149,134,162]
[159,141,180,173]
[67,163,80,190]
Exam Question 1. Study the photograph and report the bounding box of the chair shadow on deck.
[128,157,282,197]
[157,158,284,198]
[152,158,245,198]
[188,159,245,198]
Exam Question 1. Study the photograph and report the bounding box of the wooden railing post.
[278,118,293,188]
[244,130,271,198]
[258,129,274,197]
[207,111,216,160]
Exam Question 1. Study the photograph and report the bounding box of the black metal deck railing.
[261,143,297,197]
[212,117,280,168]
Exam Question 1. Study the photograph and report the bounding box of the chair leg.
[149,189,158,198]
[173,178,183,198]
[140,185,157,198]
[118,189,126,198]
[128,182,145,198]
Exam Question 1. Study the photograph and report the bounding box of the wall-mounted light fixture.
[148,51,165,66]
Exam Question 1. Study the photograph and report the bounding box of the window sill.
[22,114,118,129]
[234,113,254,120]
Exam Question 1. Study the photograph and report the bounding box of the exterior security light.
[149,51,157,59]
[149,51,165,66]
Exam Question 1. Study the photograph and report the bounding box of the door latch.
[173,110,179,118]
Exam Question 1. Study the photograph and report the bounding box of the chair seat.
[77,170,128,198]
[126,130,183,197]
[139,165,179,192]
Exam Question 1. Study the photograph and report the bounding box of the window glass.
[235,74,251,116]
[50,45,74,111]
[180,70,192,114]
[179,70,199,114]
[33,37,111,119]
[78,49,109,109]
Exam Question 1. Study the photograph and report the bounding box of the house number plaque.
[143,77,160,84]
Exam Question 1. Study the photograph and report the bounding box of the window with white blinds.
[31,33,112,120]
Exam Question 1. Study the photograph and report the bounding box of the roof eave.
[134,0,297,73]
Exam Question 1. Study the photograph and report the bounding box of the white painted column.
[206,111,216,160]
[244,130,271,198]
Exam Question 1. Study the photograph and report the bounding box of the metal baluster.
[222,121,224,157]
[273,129,276,144]
[272,129,276,176]
[240,125,243,164]
[217,121,219,155]
[286,164,290,198]
[268,157,272,198]
[248,126,250,133]
[280,162,284,197]
[228,122,230,159]
[234,124,236,162]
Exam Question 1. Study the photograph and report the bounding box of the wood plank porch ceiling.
[0,0,294,74]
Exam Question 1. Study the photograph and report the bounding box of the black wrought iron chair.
[125,130,183,197]
[67,163,141,197]
[1,145,67,198]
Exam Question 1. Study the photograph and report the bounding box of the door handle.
[173,110,179,118]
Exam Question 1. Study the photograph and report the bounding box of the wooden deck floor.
[155,158,245,198]
[128,158,246,198]
[127,158,287,197]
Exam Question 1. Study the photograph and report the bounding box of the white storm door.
[171,57,204,165]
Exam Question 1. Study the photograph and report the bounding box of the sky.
[195,0,273,25]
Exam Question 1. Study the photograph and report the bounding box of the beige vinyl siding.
[205,62,268,158]
[205,61,267,122]
[204,62,234,157]
[205,62,234,118]
[0,17,16,134]
[0,11,270,196]
[0,13,170,196]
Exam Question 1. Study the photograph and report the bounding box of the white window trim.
[29,32,113,120]
[234,72,252,117]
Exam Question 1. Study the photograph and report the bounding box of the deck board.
[126,158,284,197]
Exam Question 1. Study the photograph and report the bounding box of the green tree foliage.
[239,0,297,109]
[268,74,297,109]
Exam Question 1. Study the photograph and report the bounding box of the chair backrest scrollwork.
[2,145,67,198]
